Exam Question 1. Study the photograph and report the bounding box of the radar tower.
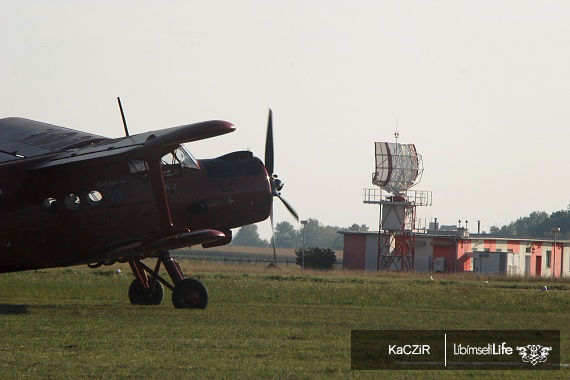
[363,123,432,270]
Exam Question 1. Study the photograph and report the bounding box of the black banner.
[351,330,560,370]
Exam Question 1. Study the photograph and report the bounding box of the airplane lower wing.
[145,229,226,252]
[90,229,226,264]
[97,229,227,262]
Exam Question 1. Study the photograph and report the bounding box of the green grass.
[0,263,569,379]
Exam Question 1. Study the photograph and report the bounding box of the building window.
[546,250,551,268]
[526,247,531,253]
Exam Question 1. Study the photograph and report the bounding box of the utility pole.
[552,227,560,277]
[301,220,308,269]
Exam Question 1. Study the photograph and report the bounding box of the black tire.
[128,279,164,305]
[172,278,208,309]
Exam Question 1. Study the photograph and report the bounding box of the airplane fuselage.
[0,149,272,273]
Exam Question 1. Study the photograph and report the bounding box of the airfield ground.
[0,251,569,379]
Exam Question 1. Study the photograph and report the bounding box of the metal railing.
[363,188,433,206]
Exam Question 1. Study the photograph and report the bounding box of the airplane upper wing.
[0,117,109,163]
[0,117,235,168]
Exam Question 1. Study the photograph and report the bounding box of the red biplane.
[0,105,297,308]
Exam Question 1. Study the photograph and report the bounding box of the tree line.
[489,206,570,239]
[231,205,570,247]
[231,218,369,249]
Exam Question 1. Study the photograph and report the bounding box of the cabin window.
[43,198,59,213]
[128,160,150,180]
[64,194,81,210]
[87,190,103,206]
[109,187,125,204]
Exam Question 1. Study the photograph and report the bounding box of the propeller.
[263,109,299,265]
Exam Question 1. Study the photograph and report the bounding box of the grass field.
[0,260,569,379]
[173,245,344,268]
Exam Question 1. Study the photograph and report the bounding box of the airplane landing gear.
[127,251,208,309]
[128,279,164,305]
[172,278,209,309]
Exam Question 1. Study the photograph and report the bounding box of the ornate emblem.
[516,344,552,366]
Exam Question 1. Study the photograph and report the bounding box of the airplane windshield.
[161,145,199,178]
[174,144,199,169]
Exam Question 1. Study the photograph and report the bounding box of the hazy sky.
[2,1,570,239]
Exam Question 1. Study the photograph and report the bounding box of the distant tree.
[288,218,371,250]
[295,247,336,270]
[231,224,268,247]
[348,223,369,232]
[274,221,299,248]
[230,218,370,249]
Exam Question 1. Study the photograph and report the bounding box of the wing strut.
[147,157,187,236]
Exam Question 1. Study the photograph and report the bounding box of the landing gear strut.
[128,251,208,309]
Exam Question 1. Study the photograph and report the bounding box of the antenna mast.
[117,97,130,137]
[394,118,399,142]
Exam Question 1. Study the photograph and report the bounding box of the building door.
[525,255,531,276]
[473,258,483,273]
[535,256,542,276]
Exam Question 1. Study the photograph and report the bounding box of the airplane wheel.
[128,279,164,305]
[172,278,208,309]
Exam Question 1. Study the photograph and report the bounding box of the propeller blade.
[264,109,274,176]
[262,109,298,244]
[276,194,299,221]
[270,208,277,265]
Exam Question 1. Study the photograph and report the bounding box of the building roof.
[338,230,570,244]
